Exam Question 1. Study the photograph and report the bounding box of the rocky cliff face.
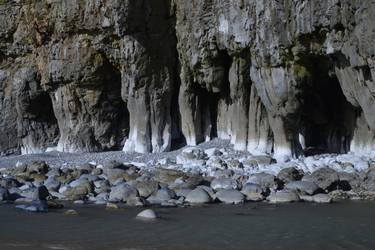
[1,0,374,162]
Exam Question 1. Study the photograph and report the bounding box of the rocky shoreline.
[1,140,375,209]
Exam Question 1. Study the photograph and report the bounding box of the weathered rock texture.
[0,0,374,161]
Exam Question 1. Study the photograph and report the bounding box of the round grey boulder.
[136,209,159,219]
[247,173,276,189]
[241,183,264,201]
[216,189,245,204]
[185,188,211,204]
[104,168,126,185]
[109,183,139,202]
[302,167,339,191]
[196,185,215,199]
[277,167,303,183]
[268,191,300,203]
[211,178,238,191]
[312,193,332,203]
[135,180,159,198]
[147,187,176,205]
[299,195,314,202]
[285,181,319,195]
[175,188,193,198]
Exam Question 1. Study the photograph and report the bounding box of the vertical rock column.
[120,0,177,153]
[178,67,206,146]
[0,69,19,155]
[217,55,250,151]
[247,85,273,154]
[250,66,303,161]
[335,66,375,154]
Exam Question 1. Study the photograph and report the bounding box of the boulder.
[135,180,159,198]
[210,178,238,191]
[64,209,79,215]
[359,167,375,192]
[175,188,193,198]
[299,195,314,202]
[109,183,139,202]
[312,194,332,203]
[329,190,350,201]
[27,161,49,174]
[63,179,93,200]
[247,173,277,190]
[176,147,207,166]
[302,167,339,191]
[185,188,212,204]
[127,197,146,206]
[147,187,176,205]
[216,189,245,204]
[153,168,186,185]
[268,191,300,203]
[169,174,203,189]
[136,209,159,219]
[277,167,303,183]
[196,185,216,199]
[104,168,127,185]
[46,168,62,178]
[285,181,319,195]
[241,183,264,201]
[204,148,222,157]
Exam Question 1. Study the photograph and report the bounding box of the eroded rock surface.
[0,1,374,162]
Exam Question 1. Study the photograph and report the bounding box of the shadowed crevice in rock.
[296,55,357,155]
[14,67,60,154]
[99,60,130,151]
[170,63,185,151]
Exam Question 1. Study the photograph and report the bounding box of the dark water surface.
[0,202,374,250]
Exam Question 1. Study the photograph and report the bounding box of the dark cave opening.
[100,63,130,150]
[15,70,60,152]
[190,85,220,144]
[200,88,220,140]
[298,57,357,156]
[170,75,186,150]
[28,91,58,126]
[25,90,60,148]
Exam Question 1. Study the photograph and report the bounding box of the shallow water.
[0,202,374,250]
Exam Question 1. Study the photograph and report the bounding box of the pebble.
[106,202,119,209]
[64,209,79,215]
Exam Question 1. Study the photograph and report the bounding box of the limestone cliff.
[1,0,374,162]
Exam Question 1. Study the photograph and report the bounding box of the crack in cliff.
[297,56,357,155]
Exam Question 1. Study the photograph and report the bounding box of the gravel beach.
[1,139,375,210]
